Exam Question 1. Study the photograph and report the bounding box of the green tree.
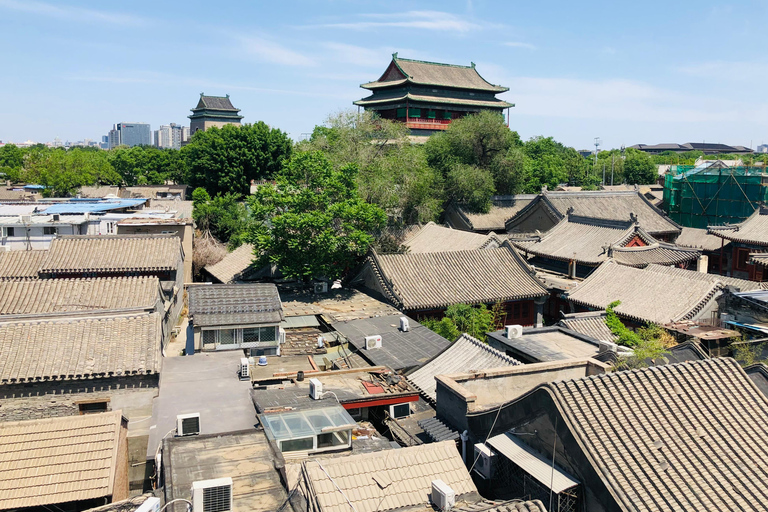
[605,301,671,369]
[623,148,657,184]
[303,110,444,224]
[184,122,292,196]
[446,164,495,213]
[422,303,495,341]
[521,136,582,192]
[247,151,386,282]
[424,111,524,210]
[23,147,121,196]
[0,144,23,171]
[192,189,253,248]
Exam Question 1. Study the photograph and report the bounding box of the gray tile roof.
[709,208,768,246]
[675,227,723,252]
[41,235,181,274]
[407,334,520,402]
[417,416,460,442]
[188,283,283,327]
[454,500,547,512]
[514,215,698,267]
[486,327,602,363]
[643,263,767,291]
[566,261,724,324]
[361,244,548,311]
[362,56,508,92]
[403,223,501,253]
[0,250,45,280]
[203,243,258,283]
[448,195,537,232]
[558,311,618,342]
[507,191,681,236]
[546,358,768,511]
[195,94,239,111]
[0,313,161,384]
[751,253,768,266]
[0,277,160,317]
[335,315,450,371]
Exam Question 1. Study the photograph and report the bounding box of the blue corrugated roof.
[43,199,147,214]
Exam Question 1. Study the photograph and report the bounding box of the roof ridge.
[395,55,475,69]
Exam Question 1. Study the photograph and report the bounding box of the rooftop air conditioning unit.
[176,413,201,436]
[192,477,233,512]
[399,317,410,332]
[314,281,328,294]
[309,378,323,400]
[239,358,250,380]
[505,325,523,339]
[21,215,31,224]
[431,479,456,511]
[473,443,495,480]
[365,335,382,350]
[135,497,161,512]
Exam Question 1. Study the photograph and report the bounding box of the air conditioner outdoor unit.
[176,413,201,436]
[21,215,31,224]
[505,324,523,339]
[314,281,328,294]
[239,358,250,380]
[431,479,456,511]
[135,497,161,512]
[365,335,382,350]
[192,477,233,512]
[309,378,323,400]
[473,443,495,480]
[399,317,410,332]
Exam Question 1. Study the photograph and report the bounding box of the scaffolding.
[663,162,768,228]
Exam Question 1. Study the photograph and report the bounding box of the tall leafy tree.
[247,151,386,281]
[623,148,657,184]
[184,122,292,196]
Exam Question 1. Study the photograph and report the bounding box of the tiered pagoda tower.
[188,93,243,135]
[354,53,513,135]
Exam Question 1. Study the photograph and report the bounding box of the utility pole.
[594,137,601,165]
[611,155,615,186]
[602,162,606,186]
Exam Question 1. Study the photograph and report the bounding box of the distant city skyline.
[1,0,767,150]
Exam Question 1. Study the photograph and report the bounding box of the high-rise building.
[107,123,151,149]
[155,123,184,149]
[188,94,243,135]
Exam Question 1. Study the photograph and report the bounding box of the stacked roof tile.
[675,227,724,252]
[566,261,723,324]
[709,208,768,246]
[403,222,501,253]
[0,249,46,280]
[751,253,768,266]
[454,500,547,512]
[0,313,161,384]
[0,411,126,510]
[360,244,548,311]
[41,235,181,274]
[0,277,160,317]
[302,440,477,512]
[643,263,767,290]
[407,334,520,403]
[361,56,507,92]
[546,358,768,511]
[609,243,701,267]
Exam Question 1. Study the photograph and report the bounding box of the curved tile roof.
[403,222,501,253]
[566,261,722,324]
[364,244,548,311]
[709,208,768,246]
[547,358,768,511]
[0,250,46,280]
[41,235,181,274]
[450,195,537,232]
[407,333,520,402]
[362,56,508,92]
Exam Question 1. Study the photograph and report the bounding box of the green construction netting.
[663,165,768,228]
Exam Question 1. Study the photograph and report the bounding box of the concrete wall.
[0,223,86,250]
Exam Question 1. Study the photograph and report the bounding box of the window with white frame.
[202,326,278,350]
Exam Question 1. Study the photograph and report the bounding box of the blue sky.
[2,0,767,150]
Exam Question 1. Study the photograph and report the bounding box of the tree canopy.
[246,151,386,281]
[184,122,292,196]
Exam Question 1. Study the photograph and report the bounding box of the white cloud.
[235,36,316,67]
[0,0,147,26]
[305,11,492,33]
[504,41,536,50]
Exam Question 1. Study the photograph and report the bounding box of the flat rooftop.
[279,288,400,322]
[486,326,602,363]
[147,351,257,458]
[163,430,289,512]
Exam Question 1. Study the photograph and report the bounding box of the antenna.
[594,137,601,165]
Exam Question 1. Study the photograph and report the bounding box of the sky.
[2,0,768,150]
